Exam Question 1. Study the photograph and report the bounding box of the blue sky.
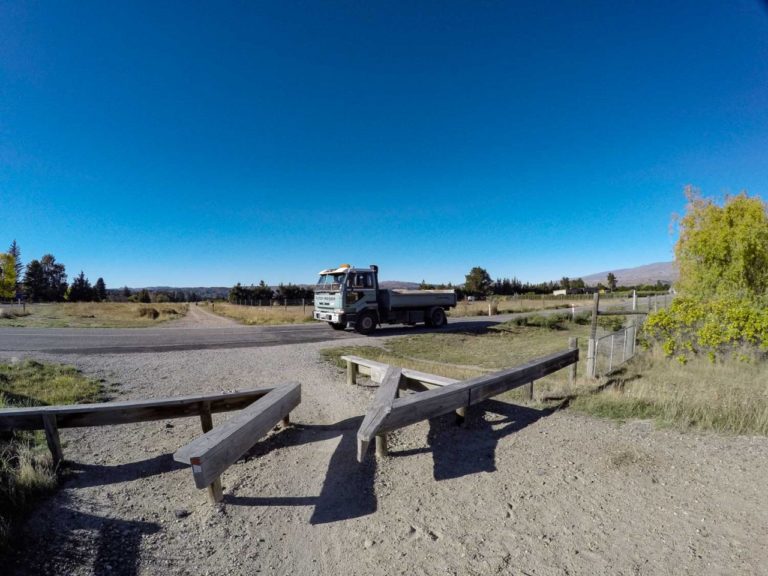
[1,1,767,287]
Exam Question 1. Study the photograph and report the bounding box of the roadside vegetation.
[325,189,768,437]
[201,301,314,325]
[0,360,104,549]
[0,302,188,328]
[322,315,593,401]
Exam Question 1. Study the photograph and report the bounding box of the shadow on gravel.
[225,416,378,525]
[64,454,186,488]
[6,502,160,576]
[393,399,552,481]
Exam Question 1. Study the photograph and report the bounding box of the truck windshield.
[316,273,346,291]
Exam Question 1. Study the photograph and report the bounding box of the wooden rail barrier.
[0,388,279,467]
[355,347,578,462]
[174,383,301,502]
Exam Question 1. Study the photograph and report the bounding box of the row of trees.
[228,282,315,304]
[1,240,108,302]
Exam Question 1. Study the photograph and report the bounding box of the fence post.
[608,335,615,372]
[632,290,637,311]
[302,298,306,314]
[568,337,578,386]
[586,292,599,379]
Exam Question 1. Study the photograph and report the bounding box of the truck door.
[347,271,377,315]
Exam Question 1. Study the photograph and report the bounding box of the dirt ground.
[2,328,766,575]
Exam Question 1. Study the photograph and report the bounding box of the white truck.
[313,264,457,335]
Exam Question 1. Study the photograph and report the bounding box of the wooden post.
[281,413,290,427]
[302,298,306,313]
[488,303,492,317]
[586,292,600,379]
[375,434,388,458]
[346,360,358,385]
[632,290,637,311]
[198,402,223,504]
[456,406,467,427]
[568,337,578,387]
[526,381,534,400]
[41,414,63,467]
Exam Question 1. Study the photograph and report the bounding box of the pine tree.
[68,271,94,302]
[0,253,16,299]
[23,260,46,301]
[8,240,22,294]
[94,277,107,301]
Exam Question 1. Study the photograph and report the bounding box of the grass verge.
[0,360,104,549]
[322,318,767,436]
[202,302,314,325]
[570,346,768,436]
[321,319,591,402]
[0,302,189,328]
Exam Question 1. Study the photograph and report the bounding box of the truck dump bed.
[381,289,457,310]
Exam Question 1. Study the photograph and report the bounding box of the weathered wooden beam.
[173,383,301,491]
[197,401,223,503]
[374,349,578,436]
[341,355,457,388]
[0,388,276,431]
[568,337,578,386]
[356,367,403,462]
[41,413,63,467]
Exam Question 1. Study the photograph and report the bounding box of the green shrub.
[644,296,768,359]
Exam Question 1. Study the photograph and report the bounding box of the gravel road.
[2,338,766,576]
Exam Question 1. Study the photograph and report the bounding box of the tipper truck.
[313,264,457,335]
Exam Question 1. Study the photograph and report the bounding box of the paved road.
[0,298,651,355]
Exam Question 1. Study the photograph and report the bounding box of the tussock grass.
[0,360,104,549]
[0,302,188,328]
[0,307,30,320]
[203,302,314,325]
[571,346,768,436]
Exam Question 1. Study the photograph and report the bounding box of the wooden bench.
[0,387,278,467]
[341,355,458,389]
[173,382,301,502]
[355,347,579,462]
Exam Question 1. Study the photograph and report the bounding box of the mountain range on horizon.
[116,261,678,294]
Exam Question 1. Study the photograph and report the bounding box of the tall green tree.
[23,260,46,301]
[606,272,617,291]
[8,240,22,294]
[68,271,95,302]
[0,253,16,299]
[464,266,493,296]
[675,188,768,300]
[94,277,107,301]
[40,254,68,301]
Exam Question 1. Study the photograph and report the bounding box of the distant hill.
[582,261,677,287]
[379,280,421,289]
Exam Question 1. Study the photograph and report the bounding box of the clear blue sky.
[2,1,767,287]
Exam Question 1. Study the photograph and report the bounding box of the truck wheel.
[329,322,346,331]
[355,312,377,335]
[429,307,447,328]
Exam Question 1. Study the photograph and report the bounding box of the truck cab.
[313,264,456,335]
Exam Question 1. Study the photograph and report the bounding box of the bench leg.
[527,381,534,401]
[281,413,291,427]
[207,478,224,503]
[347,360,358,385]
[42,414,63,467]
[375,434,388,458]
[455,406,467,427]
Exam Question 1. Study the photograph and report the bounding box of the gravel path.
[161,304,241,329]
[2,342,766,576]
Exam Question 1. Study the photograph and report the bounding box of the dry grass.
[322,321,768,436]
[447,294,633,317]
[570,346,768,436]
[0,302,189,328]
[0,360,104,549]
[202,301,314,325]
[321,321,590,401]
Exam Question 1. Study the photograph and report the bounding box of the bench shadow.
[63,454,186,488]
[393,399,552,481]
[225,416,378,525]
[4,498,160,576]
